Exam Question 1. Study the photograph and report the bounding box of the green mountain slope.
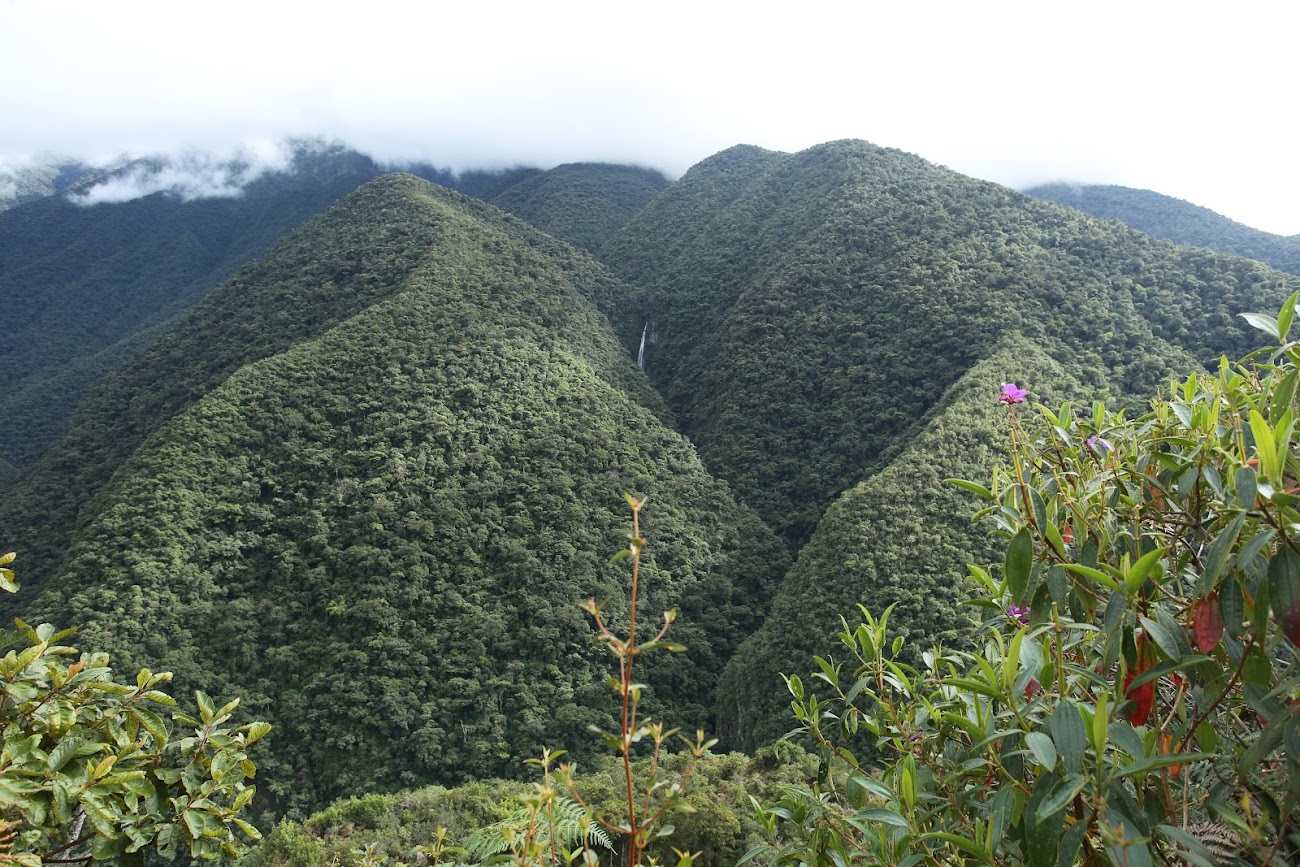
[7,173,787,813]
[1026,183,1300,276]
[600,140,1293,545]
[0,147,564,468]
[0,145,393,467]
[3,173,668,602]
[715,340,1090,747]
[487,162,670,254]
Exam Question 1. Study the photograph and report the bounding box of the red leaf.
[1192,593,1225,652]
[1122,669,1155,725]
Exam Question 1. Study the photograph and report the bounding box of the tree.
[0,552,269,865]
[751,296,1300,865]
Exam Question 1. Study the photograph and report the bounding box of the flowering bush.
[750,296,1300,866]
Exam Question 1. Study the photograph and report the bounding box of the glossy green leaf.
[1006,528,1033,602]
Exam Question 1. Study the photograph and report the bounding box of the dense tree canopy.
[4,173,785,816]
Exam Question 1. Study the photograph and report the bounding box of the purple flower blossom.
[1087,435,1113,454]
[1007,604,1030,625]
[999,383,1027,405]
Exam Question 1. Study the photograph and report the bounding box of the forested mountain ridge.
[2,173,671,607]
[0,147,664,467]
[1026,182,1300,276]
[486,162,670,254]
[4,172,787,814]
[599,139,1292,546]
[0,144,404,467]
[7,138,1300,853]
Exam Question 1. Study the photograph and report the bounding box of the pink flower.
[999,383,1027,405]
[1007,604,1031,625]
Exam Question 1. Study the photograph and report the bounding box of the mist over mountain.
[1026,182,1300,276]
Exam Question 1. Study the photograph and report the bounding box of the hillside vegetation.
[7,139,1300,855]
[4,173,785,814]
[601,140,1292,545]
[715,339,1091,747]
[487,162,670,254]
[0,148,663,467]
[1027,182,1300,275]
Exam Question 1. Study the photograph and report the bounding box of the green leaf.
[1278,290,1299,342]
[1047,701,1087,774]
[1116,751,1214,778]
[920,831,987,859]
[1124,547,1166,595]
[1250,410,1280,482]
[1240,311,1281,341]
[854,808,910,828]
[1197,514,1243,595]
[1273,369,1300,426]
[945,478,995,501]
[1123,655,1211,692]
[1063,562,1119,591]
[1006,528,1032,602]
[1035,772,1086,823]
[1235,465,1258,509]
[1024,731,1057,772]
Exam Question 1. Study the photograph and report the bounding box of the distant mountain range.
[1026,182,1300,275]
[3,138,1296,818]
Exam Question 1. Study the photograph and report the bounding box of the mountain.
[0,148,670,468]
[3,173,788,814]
[9,136,1300,828]
[0,144,396,467]
[486,162,670,253]
[715,339,1090,747]
[0,157,113,211]
[599,140,1292,548]
[1026,182,1300,276]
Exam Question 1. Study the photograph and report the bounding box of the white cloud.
[2,0,1298,232]
[69,141,297,205]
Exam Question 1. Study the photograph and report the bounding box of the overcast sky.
[3,0,1297,234]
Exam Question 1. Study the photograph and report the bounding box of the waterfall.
[636,323,648,370]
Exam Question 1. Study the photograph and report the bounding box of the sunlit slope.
[9,173,787,812]
[601,139,1291,544]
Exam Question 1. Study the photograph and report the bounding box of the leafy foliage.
[750,305,1300,866]
[462,792,613,862]
[0,556,268,865]
[249,748,818,867]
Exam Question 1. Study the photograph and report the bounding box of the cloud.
[69,140,297,205]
